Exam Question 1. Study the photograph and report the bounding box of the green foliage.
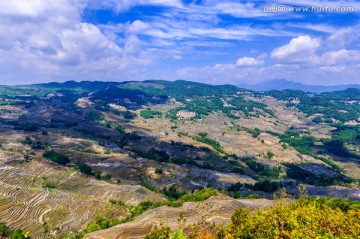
[125,201,163,223]
[82,187,215,237]
[73,146,99,154]
[122,80,274,120]
[10,229,29,239]
[21,136,32,145]
[250,179,279,193]
[0,222,29,239]
[323,139,360,159]
[118,132,141,147]
[170,230,187,239]
[178,188,218,203]
[144,194,360,239]
[0,222,13,237]
[228,180,284,194]
[112,123,125,133]
[332,125,360,144]
[140,109,162,119]
[284,163,348,186]
[312,116,323,124]
[14,123,39,132]
[224,195,360,239]
[43,150,70,165]
[278,130,346,173]
[193,135,225,154]
[170,157,187,165]
[94,171,102,180]
[20,136,43,152]
[85,200,163,235]
[133,148,170,162]
[241,157,280,179]
[266,151,275,159]
[280,131,315,154]
[269,88,360,123]
[165,108,180,120]
[143,224,171,239]
[198,132,208,137]
[42,181,56,189]
[122,110,136,120]
[140,181,159,192]
[165,187,219,207]
[163,185,185,200]
[87,111,103,121]
[109,199,126,207]
[177,132,188,137]
[78,163,92,175]
[230,125,261,138]
[312,155,346,173]
[102,174,112,181]
[155,168,163,174]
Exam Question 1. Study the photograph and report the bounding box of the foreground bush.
[144,193,360,239]
[0,222,29,239]
[220,196,360,239]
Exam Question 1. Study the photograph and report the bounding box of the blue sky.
[0,0,360,85]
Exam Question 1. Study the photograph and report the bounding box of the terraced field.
[85,195,275,239]
[0,151,164,238]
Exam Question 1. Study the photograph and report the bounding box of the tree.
[43,150,70,165]
[79,163,92,175]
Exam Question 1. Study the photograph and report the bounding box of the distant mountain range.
[238,79,360,93]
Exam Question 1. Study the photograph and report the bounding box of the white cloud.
[328,25,360,48]
[210,2,268,18]
[319,66,345,72]
[320,49,360,65]
[172,60,360,86]
[236,57,264,66]
[286,23,336,33]
[81,0,183,12]
[271,35,321,61]
[0,0,158,84]
[0,0,359,86]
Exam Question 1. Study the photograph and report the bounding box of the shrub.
[223,195,360,239]
[266,151,275,159]
[163,185,184,200]
[144,194,360,239]
[155,168,163,174]
[140,109,162,119]
[79,163,92,175]
[0,222,31,238]
[42,181,56,189]
[43,150,70,165]
[87,111,103,121]
[170,157,187,165]
[312,116,323,124]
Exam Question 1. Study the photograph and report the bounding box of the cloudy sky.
[0,0,359,85]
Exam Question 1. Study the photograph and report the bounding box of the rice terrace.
[0,0,360,239]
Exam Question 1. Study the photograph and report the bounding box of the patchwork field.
[0,80,359,238]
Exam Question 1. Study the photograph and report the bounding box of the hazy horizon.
[0,1,359,86]
[2,78,360,88]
